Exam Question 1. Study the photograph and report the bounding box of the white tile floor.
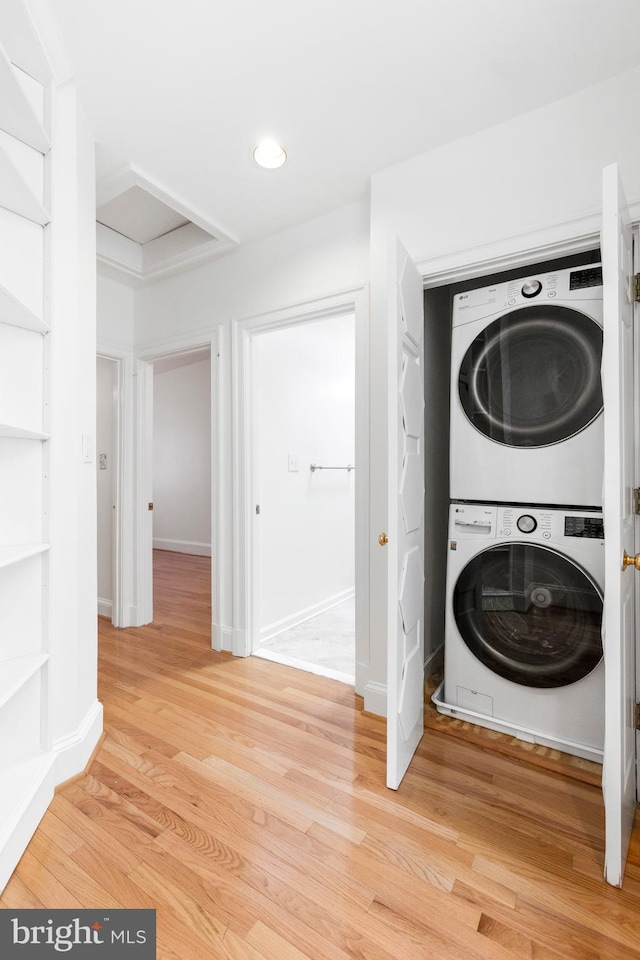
[253,597,355,684]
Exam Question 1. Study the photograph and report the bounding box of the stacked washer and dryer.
[433,264,606,762]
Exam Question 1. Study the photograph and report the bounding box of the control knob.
[516,514,537,533]
[521,279,542,298]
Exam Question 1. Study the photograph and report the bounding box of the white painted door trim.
[135,358,154,626]
[231,286,371,696]
[416,203,640,289]
[136,330,221,644]
[96,344,133,628]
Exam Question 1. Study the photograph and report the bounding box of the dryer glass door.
[458,306,603,447]
[453,543,602,687]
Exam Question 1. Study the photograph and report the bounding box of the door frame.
[136,329,221,643]
[231,287,370,695]
[388,209,640,821]
[96,345,131,627]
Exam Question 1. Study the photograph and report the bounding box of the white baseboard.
[259,588,355,644]
[363,680,387,718]
[97,597,112,619]
[153,538,211,557]
[232,627,248,657]
[53,700,104,786]
[213,623,233,653]
[0,753,56,894]
[124,605,138,627]
[0,702,104,894]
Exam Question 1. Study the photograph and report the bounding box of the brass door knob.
[378,532,389,546]
[623,550,640,570]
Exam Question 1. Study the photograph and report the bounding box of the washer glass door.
[453,543,602,687]
[458,305,603,447]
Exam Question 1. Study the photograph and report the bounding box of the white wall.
[370,65,640,270]
[97,272,135,349]
[153,356,211,555]
[253,315,355,639]
[135,201,369,346]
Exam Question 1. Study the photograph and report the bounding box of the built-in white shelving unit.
[0,0,56,891]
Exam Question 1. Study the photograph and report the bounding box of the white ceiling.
[51,0,640,248]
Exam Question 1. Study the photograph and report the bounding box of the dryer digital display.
[458,306,603,447]
[453,542,603,688]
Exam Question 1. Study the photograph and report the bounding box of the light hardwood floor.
[2,549,640,959]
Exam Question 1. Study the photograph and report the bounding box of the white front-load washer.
[434,502,604,762]
[450,264,603,506]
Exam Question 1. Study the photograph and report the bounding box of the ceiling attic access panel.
[95,167,238,282]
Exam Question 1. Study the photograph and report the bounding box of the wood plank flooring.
[3,549,640,959]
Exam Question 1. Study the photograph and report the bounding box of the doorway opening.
[150,347,213,644]
[250,313,356,683]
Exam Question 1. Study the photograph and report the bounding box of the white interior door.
[386,239,425,789]
[601,162,637,886]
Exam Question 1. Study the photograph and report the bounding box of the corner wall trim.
[52,700,104,786]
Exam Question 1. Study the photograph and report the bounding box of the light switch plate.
[82,433,95,463]
[288,453,300,472]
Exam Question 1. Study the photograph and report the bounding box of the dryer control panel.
[452,263,603,326]
[497,506,603,543]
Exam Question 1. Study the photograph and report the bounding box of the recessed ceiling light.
[253,139,287,169]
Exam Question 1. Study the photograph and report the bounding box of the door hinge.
[634,489,640,516]
[255,504,260,515]
[635,703,640,731]
[633,274,640,303]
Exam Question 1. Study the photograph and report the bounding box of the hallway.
[2,552,640,959]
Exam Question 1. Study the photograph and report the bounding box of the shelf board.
[0,42,49,153]
[0,543,49,569]
[0,652,48,711]
[0,423,48,440]
[0,141,48,224]
[0,1,52,87]
[0,282,47,332]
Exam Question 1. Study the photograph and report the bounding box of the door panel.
[387,239,425,789]
[601,162,637,886]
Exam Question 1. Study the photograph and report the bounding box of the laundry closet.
[421,247,606,762]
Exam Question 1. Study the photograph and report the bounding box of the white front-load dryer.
[450,264,603,506]
[435,502,604,762]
